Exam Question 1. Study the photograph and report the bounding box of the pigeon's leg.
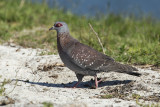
[97,78,102,83]
[94,76,101,88]
[73,74,84,88]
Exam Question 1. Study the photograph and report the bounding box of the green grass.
[42,102,53,107]
[131,94,160,107]
[101,94,113,99]
[132,93,141,99]
[0,77,10,96]
[0,0,160,66]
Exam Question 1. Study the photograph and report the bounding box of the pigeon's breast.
[56,35,90,75]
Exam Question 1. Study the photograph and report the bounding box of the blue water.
[34,0,160,19]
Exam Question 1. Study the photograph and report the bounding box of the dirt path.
[0,45,159,107]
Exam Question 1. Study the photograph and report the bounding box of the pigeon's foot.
[94,76,103,88]
[97,78,102,83]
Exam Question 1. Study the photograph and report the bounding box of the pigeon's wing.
[65,40,140,76]
[66,42,115,71]
[66,42,139,75]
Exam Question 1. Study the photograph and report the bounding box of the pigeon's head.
[49,22,69,33]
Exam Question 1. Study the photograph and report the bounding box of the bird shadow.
[12,79,132,89]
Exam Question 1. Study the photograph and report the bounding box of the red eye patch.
[55,23,63,27]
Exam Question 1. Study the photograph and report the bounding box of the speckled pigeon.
[49,21,141,88]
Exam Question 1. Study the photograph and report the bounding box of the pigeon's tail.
[106,62,141,77]
[127,71,141,77]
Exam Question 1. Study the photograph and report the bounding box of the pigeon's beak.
[49,26,55,31]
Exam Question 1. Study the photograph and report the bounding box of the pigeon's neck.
[57,32,70,38]
[57,32,77,52]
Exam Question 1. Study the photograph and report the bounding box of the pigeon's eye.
[55,23,63,27]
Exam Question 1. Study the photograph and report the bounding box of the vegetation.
[101,94,113,99]
[42,102,53,107]
[0,77,10,96]
[0,0,159,66]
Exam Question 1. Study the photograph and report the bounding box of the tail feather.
[127,71,141,77]
[106,62,141,77]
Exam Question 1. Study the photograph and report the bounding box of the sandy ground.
[0,44,160,107]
